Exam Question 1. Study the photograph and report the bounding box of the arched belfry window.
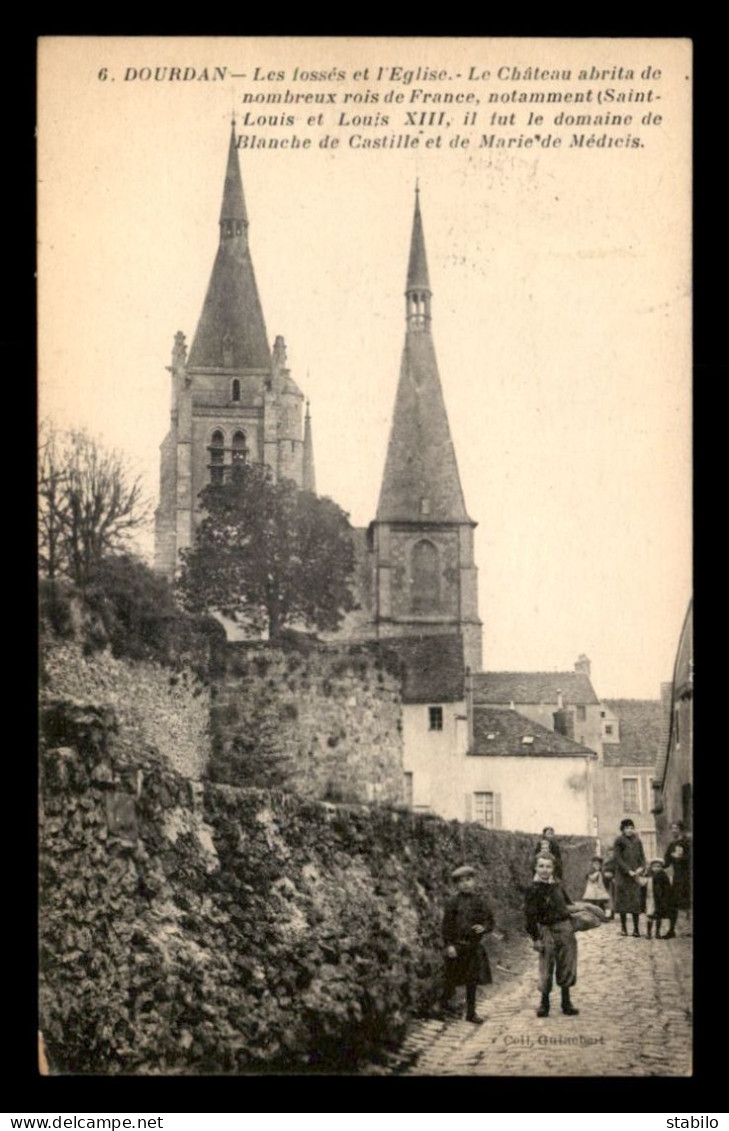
[231,430,248,481]
[209,429,225,485]
[231,378,241,402]
[411,539,439,612]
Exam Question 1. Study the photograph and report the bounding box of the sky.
[38,37,692,699]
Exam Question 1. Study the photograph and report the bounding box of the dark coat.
[442,890,494,986]
[532,837,563,880]
[648,869,677,919]
[664,836,691,910]
[524,880,573,940]
[612,833,646,914]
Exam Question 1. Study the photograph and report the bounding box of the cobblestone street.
[392,925,692,1076]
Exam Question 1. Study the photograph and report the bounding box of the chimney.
[575,653,591,677]
[553,707,575,739]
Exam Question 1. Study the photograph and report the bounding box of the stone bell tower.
[154,123,316,578]
[370,187,482,671]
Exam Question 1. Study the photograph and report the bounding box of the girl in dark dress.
[440,865,494,1024]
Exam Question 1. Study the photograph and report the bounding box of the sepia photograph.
[38,37,692,1077]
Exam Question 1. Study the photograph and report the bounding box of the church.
[154,126,599,837]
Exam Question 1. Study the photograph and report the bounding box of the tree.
[38,424,150,587]
[177,464,356,639]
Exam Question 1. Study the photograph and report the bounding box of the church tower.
[154,124,313,578]
[371,188,482,671]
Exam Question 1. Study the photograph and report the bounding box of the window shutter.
[464,793,473,822]
[494,793,503,829]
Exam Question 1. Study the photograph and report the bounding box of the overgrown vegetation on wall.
[39,698,594,1075]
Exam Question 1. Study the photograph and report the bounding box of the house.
[597,698,665,859]
[383,634,468,813]
[471,657,603,754]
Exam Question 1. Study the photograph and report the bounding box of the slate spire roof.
[406,184,431,292]
[376,189,470,524]
[219,117,249,227]
[187,123,271,370]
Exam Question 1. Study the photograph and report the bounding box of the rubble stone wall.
[211,641,404,804]
[39,697,594,1075]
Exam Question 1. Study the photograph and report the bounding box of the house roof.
[601,699,664,767]
[472,671,599,707]
[471,707,595,758]
[383,634,465,703]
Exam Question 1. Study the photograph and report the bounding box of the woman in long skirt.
[612,818,646,937]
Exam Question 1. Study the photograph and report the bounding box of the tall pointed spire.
[302,399,316,493]
[219,118,249,231]
[405,184,432,330]
[187,125,270,370]
[376,188,469,522]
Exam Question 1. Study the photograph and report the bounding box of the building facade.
[597,698,664,859]
[154,124,314,578]
[654,599,693,844]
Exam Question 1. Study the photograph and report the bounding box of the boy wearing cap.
[440,865,494,1024]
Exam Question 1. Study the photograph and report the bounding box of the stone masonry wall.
[39,697,595,1075]
[211,641,404,804]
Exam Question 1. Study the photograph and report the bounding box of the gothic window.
[231,430,248,482]
[209,429,225,485]
[231,378,241,402]
[411,539,439,612]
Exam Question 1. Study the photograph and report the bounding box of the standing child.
[532,826,564,880]
[645,858,677,939]
[583,856,610,913]
[525,853,579,1018]
[440,865,494,1024]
